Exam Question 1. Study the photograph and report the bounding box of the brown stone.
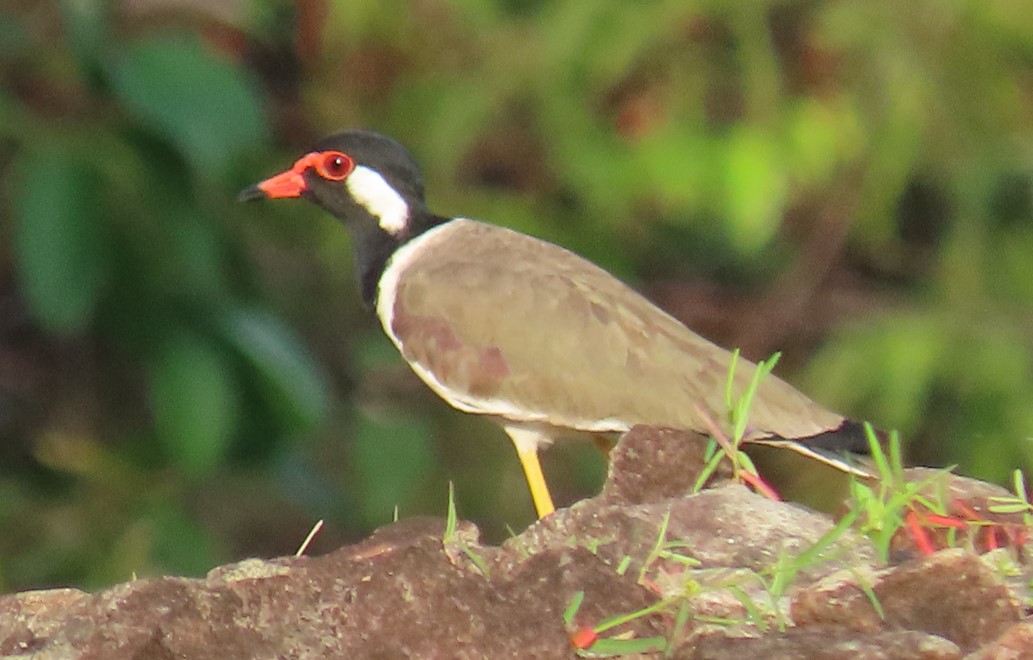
[2,430,1030,658]
[683,625,960,660]
[793,549,1022,653]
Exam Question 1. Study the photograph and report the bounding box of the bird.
[240,129,871,519]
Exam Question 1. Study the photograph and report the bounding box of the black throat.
[340,203,450,308]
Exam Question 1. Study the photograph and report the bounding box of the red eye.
[315,151,354,180]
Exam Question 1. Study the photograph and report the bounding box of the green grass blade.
[444,481,458,542]
[563,590,585,626]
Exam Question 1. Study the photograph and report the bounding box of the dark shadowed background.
[1,0,1031,591]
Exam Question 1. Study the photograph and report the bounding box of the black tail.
[795,419,883,455]
[749,419,883,478]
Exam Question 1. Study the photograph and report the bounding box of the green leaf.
[58,0,111,73]
[152,206,229,299]
[149,330,239,475]
[720,127,787,255]
[147,503,221,577]
[106,34,267,179]
[786,98,864,185]
[352,410,435,524]
[0,88,31,142]
[13,147,109,334]
[0,12,32,59]
[214,305,328,431]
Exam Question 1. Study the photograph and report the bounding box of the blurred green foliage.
[0,0,1031,591]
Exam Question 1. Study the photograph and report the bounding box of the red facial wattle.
[249,151,356,199]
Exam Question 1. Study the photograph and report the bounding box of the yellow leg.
[504,425,556,518]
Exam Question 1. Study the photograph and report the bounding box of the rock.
[0,517,666,658]
[1,426,1030,658]
[793,549,1022,653]
[685,625,961,660]
[515,484,877,596]
[966,621,1033,659]
[599,425,730,505]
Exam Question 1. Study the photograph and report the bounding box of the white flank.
[346,165,410,235]
[375,218,633,433]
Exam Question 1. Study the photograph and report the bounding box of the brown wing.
[378,219,845,439]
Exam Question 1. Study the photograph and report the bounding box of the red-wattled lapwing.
[241,130,871,519]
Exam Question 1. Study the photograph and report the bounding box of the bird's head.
[241,130,441,304]
[240,130,428,241]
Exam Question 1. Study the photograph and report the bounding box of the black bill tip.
[238,184,267,203]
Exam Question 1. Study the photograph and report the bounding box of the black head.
[240,130,429,232]
[241,130,446,304]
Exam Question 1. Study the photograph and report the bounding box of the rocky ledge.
[1,426,1030,658]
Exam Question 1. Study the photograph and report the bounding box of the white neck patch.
[346,165,410,235]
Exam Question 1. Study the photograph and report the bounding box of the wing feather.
[378,219,844,439]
